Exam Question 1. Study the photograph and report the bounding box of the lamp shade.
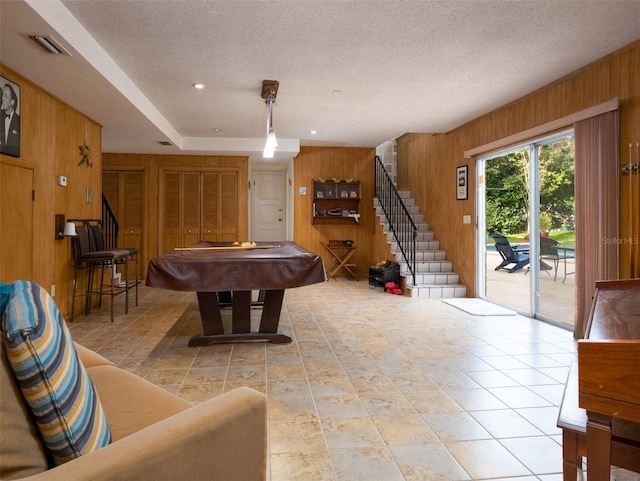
[63,222,78,236]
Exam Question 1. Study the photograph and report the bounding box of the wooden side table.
[321,242,358,280]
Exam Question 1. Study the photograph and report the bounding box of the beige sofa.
[1,341,267,481]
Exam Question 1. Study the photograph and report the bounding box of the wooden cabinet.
[161,170,239,253]
[312,180,360,224]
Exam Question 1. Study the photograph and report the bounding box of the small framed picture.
[456,165,468,200]
[341,191,349,198]
[349,191,358,198]
[1,76,21,157]
[316,191,324,198]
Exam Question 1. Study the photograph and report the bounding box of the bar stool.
[70,221,130,322]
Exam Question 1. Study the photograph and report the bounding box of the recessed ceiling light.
[193,83,205,89]
[310,130,317,135]
[332,90,342,95]
[212,128,222,132]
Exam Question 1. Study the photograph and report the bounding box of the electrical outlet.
[51,285,56,297]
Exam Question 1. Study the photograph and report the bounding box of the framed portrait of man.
[1,76,21,157]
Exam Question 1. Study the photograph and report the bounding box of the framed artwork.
[456,165,468,200]
[1,76,21,157]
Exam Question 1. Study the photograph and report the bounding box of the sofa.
[1,281,267,481]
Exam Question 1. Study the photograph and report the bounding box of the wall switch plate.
[57,175,67,186]
[463,215,472,224]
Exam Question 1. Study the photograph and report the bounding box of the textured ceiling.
[1,0,640,161]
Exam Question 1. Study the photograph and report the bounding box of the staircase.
[374,191,467,298]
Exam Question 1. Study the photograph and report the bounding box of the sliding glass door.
[477,131,576,327]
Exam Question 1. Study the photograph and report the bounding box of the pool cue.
[630,142,634,278]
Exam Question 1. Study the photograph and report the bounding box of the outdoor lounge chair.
[492,232,530,273]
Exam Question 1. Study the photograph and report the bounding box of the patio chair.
[492,232,530,273]
[539,235,560,278]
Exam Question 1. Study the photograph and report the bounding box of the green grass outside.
[505,230,575,245]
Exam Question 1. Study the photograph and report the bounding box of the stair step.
[390,240,440,251]
[406,284,467,299]
[387,231,434,242]
[395,250,447,262]
[404,272,460,284]
[376,188,467,299]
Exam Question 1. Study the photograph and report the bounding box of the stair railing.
[101,193,119,249]
[374,155,417,285]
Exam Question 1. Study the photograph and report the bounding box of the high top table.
[578,278,640,480]
[146,241,326,346]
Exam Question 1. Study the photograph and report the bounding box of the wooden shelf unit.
[312,180,360,224]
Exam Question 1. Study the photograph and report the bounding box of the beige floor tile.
[445,387,509,411]
[269,451,336,481]
[371,414,438,446]
[322,417,384,450]
[403,389,463,414]
[389,443,471,481]
[331,446,405,481]
[421,411,492,442]
[69,281,588,480]
[499,436,564,474]
[469,409,544,438]
[446,439,531,479]
[270,419,327,454]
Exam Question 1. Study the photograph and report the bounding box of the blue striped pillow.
[1,281,111,465]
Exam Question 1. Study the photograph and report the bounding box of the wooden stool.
[557,362,640,481]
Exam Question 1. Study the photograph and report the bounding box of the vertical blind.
[573,110,619,338]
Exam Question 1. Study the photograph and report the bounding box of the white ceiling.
[1,0,640,162]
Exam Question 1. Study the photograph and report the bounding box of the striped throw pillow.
[1,281,111,465]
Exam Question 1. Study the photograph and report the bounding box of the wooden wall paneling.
[293,146,376,279]
[0,64,102,319]
[400,40,640,297]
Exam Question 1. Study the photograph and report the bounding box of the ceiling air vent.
[28,35,70,56]
[157,141,172,146]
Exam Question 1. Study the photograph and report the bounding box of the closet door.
[0,163,33,282]
[162,172,181,252]
[219,172,238,241]
[102,170,144,276]
[161,170,239,252]
[201,172,219,241]
[121,172,144,260]
[182,172,201,247]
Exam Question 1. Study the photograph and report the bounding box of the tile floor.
[68,279,639,481]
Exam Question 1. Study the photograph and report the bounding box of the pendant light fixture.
[261,80,279,158]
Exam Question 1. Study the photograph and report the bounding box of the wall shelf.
[312,180,360,225]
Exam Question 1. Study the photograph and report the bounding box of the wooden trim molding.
[464,98,620,158]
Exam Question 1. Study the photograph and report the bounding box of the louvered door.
[219,172,238,241]
[162,170,239,252]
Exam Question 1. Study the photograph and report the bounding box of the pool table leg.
[190,289,291,345]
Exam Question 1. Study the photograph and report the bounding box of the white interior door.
[252,171,285,241]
